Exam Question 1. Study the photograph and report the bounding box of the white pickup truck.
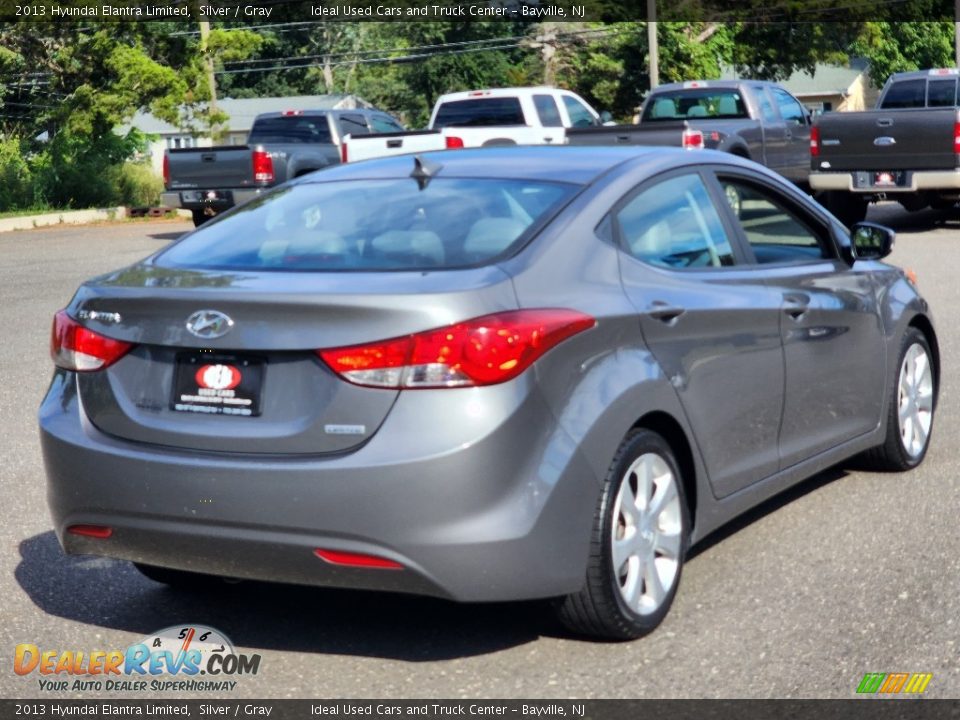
[341,87,606,162]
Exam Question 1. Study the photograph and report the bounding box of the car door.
[712,170,886,469]
[613,170,786,498]
[754,86,788,173]
[770,88,812,183]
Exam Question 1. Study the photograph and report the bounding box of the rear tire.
[861,327,936,471]
[556,429,689,640]
[818,191,868,227]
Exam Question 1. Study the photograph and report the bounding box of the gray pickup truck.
[810,69,960,225]
[162,108,404,226]
[566,80,812,185]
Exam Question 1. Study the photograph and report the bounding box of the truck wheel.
[191,209,213,228]
[817,191,868,226]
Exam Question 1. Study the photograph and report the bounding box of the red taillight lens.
[340,140,348,163]
[51,310,133,372]
[953,121,960,154]
[162,153,170,186]
[68,524,113,539]
[681,128,704,150]
[252,149,274,183]
[318,309,595,389]
[314,549,403,570]
[445,135,464,149]
[811,126,821,157]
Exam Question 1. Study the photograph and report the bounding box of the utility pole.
[955,0,960,68]
[198,19,220,139]
[647,0,659,89]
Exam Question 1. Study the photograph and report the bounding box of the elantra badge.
[185,310,234,339]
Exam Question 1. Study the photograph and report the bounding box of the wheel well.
[631,411,698,529]
[728,146,750,159]
[294,168,318,178]
[908,314,940,389]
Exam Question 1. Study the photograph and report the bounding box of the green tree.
[851,22,954,87]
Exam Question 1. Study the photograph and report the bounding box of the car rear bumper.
[39,372,600,602]
[160,189,266,210]
[810,169,960,193]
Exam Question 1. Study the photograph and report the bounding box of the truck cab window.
[927,79,958,107]
[880,79,927,109]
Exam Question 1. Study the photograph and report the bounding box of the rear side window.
[880,79,927,109]
[928,78,958,107]
[339,114,370,136]
[615,174,735,269]
[433,98,525,128]
[642,89,749,122]
[247,117,332,145]
[158,178,578,272]
[533,94,563,127]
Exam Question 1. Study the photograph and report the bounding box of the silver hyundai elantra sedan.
[40,147,938,639]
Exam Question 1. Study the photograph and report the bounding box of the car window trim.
[702,167,843,268]
[605,167,750,273]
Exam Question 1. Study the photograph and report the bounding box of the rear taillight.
[68,525,113,539]
[681,128,704,150]
[314,549,403,570]
[340,140,348,163]
[811,126,821,157]
[445,135,464,149]
[318,309,595,389]
[51,310,133,372]
[252,149,274,183]
[953,121,960,154]
[162,153,170,186]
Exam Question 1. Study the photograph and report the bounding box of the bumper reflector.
[67,524,113,539]
[314,549,403,570]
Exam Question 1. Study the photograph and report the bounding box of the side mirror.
[599,110,614,126]
[851,222,895,261]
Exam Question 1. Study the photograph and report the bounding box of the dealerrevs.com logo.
[14,625,261,693]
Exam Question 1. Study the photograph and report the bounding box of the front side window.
[562,95,597,127]
[157,178,578,272]
[534,94,563,127]
[371,115,404,133]
[615,174,735,269]
[772,89,806,125]
[719,179,831,264]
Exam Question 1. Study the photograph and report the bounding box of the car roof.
[651,80,773,92]
[436,87,574,103]
[295,146,706,186]
[254,109,384,119]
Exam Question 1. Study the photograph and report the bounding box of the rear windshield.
[642,89,749,121]
[879,79,927,109]
[247,116,332,144]
[157,178,578,271]
[433,98,526,128]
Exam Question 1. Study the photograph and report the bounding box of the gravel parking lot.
[2,206,958,699]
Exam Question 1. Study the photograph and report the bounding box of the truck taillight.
[445,136,464,149]
[811,126,821,157]
[340,141,348,163]
[252,149,274,183]
[954,121,960,154]
[51,310,133,372]
[318,310,595,389]
[681,128,704,150]
[162,153,170,186]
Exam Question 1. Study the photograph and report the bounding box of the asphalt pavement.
[1,207,958,699]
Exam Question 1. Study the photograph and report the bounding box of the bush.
[0,138,46,212]
[117,162,163,207]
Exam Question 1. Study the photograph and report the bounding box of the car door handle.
[646,302,686,323]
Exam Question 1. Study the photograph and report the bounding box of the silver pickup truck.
[567,80,812,186]
[162,108,404,226]
[810,68,960,225]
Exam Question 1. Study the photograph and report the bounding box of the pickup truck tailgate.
[167,146,255,189]
[816,108,960,171]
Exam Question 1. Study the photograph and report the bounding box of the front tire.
[556,429,689,640]
[862,327,936,471]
